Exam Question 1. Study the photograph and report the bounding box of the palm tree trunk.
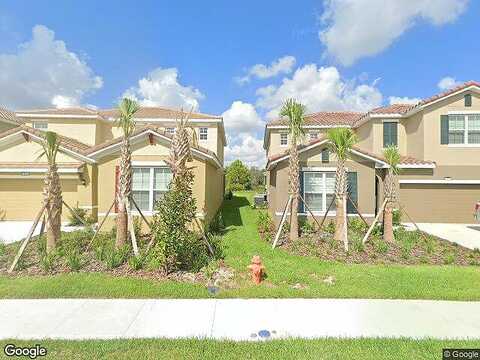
[383,170,395,243]
[44,163,62,254]
[334,160,348,247]
[289,141,299,242]
[116,136,132,249]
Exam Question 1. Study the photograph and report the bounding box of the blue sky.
[0,0,479,166]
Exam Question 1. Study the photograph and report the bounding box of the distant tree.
[226,160,252,191]
[249,166,265,189]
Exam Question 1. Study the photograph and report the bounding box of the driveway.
[404,223,480,250]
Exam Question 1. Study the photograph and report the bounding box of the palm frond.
[280,98,306,142]
[117,98,140,137]
[326,128,357,161]
[38,131,60,164]
[383,145,401,174]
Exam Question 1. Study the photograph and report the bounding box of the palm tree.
[326,128,357,250]
[39,131,62,254]
[115,98,140,249]
[280,99,306,242]
[383,145,401,243]
[167,110,194,188]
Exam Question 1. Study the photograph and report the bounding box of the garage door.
[399,183,480,223]
[0,178,80,221]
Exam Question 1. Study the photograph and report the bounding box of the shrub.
[0,242,6,256]
[300,219,315,235]
[57,229,93,257]
[151,171,214,272]
[349,218,367,233]
[68,207,94,226]
[133,216,143,238]
[392,209,402,226]
[40,252,57,273]
[324,220,335,234]
[374,238,389,254]
[443,251,456,265]
[352,236,365,252]
[256,212,274,242]
[206,234,225,260]
[66,250,82,271]
[201,259,221,281]
[206,212,225,235]
[423,236,436,255]
[36,235,47,255]
[128,255,144,271]
[104,244,130,269]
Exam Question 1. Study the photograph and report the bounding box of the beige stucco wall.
[204,162,224,224]
[268,145,377,223]
[267,129,329,158]
[0,139,79,163]
[420,92,480,165]
[24,118,100,146]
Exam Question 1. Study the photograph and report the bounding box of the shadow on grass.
[221,195,250,227]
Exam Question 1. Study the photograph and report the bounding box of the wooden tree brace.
[298,193,322,231]
[87,200,115,250]
[130,196,152,230]
[272,195,292,249]
[362,198,387,244]
[125,198,139,256]
[346,193,369,227]
[319,196,336,230]
[62,201,88,227]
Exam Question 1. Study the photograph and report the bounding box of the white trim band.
[275,212,375,217]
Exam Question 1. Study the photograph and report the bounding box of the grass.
[1,338,479,360]
[0,191,479,300]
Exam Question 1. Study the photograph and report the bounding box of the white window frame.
[199,127,208,141]
[303,171,336,214]
[132,166,172,213]
[165,127,175,134]
[448,113,480,147]
[309,132,318,141]
[280,133,288,147]
[32,121,48,130]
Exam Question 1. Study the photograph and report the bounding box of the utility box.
[254,194,267,207]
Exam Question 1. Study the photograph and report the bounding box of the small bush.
[66,250,82,271]
[392,209,402,226]
[201,259,221,280]
[374,238,389,254]
[423,236,436,255]
[352,237,365,252]
[324,220,335,234]
[36,235,46,255]
[300,219,315,235]
[443,251,456,265]
[40,252,57,273]
[68,207,94,226]
[133,216,143,238]
[104,244,130,269]
[128,255,144,270]
[256,211,274,242]
[349,218,367,233]
[206,212,225,235]
[206,234,225,260]
[0,242,6,256]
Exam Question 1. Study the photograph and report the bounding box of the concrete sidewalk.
[1,299,480,340]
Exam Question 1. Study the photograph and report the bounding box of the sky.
[0,0,479,167]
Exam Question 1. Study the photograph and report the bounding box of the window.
[166,127,175,134]
[280,133,288,146]
[309,132,318,141]
[465,94,472,107]
[32,122,48,130]
[132,167,172,212]
[321,149,329,163]
[199,127,208,140]
[304,172,336,213]
[447,114,480,145]
[383,122,398,147]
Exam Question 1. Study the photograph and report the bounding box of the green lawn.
[1,191,479,300]
[1,338,479,360]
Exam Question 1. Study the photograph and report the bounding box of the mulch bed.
[277,229,480,266]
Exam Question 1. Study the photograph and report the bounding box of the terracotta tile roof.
[16,107,99,116]
[268,111,364,127]
[0,126,91,155]
[266,136,434,168]
[420,80,480,107]
[369,104,415,114]
[0,162,84,169]
[99,107,221,120]
[86,124,222,166]
[0,106,21,124]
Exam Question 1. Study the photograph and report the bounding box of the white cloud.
[123,67,204,110]
[438,76,462,90]
[320,0,469,66]
[235,56,296,84]
[255,64,383,119]
[389,96,421,105]
[225,134,265,168]
[221,101,264,135]
[0,25,103,109]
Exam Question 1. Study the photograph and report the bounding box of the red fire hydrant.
[247,255,265,285]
